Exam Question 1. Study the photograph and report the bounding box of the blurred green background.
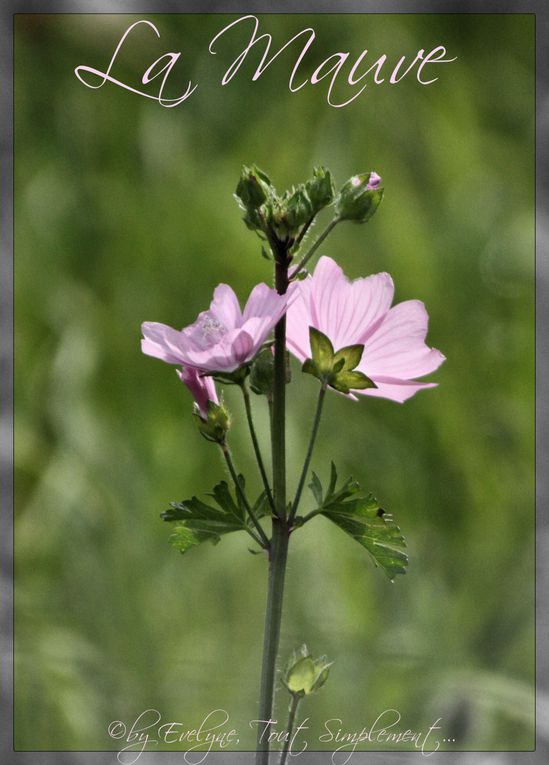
[14,13,535,753]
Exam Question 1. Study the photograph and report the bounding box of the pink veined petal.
[308,256,347,333]
[243,283,283,322]
[182,328,255,373]
[240,315,277,351]
[309,257,394,349]
[286,286,315,363]
[141,322,185,364]
[209,284,242,330]
[360,300,446,379]
[354,376,438,404]
[230,329,255,366]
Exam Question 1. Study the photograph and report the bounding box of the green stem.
[290,217,339,279]
[288,384,327,525]
[291,214,315,253]
[279,694,301,765]
[256,520,290,762]
[220,441,270,549]
[241,381,276,514]
[256,244,290,765]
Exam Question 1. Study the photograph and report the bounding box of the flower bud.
[306,166,335,213]
[249,348,291,396]
[284,185,313,232]
[283,644,333,697]
[196,400,230,443]
[235,165,272,210]
[336,171,384,223]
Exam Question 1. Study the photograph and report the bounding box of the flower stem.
[255,244,290,764]
[279,694,301,765]
[290,217,339,279]
[241,381,276,514]
[220,441,270,549]
[288,384,327,525]
[291,214,315,253]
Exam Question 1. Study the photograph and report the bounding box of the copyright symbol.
[108,721,127,740]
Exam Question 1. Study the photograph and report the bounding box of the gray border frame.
[2,1,547,764]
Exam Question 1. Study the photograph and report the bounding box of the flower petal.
[286,285,315,363]
[309,257,394,348]
[177,366,218,416]
[360,300,445,379]
[354,376,438,404]
[209,284,242,330]
[141,322,185,365]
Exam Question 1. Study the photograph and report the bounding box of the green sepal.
[195,400,230,443]
[210,366,249,386]
[303,329,374,393]
[309,327,335,375]
[332,344,364,372]
[330,370,376,394]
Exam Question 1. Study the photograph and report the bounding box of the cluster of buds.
[235,165,383,248]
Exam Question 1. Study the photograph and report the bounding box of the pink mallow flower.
[141,282,290,375]
[286,256,445,403]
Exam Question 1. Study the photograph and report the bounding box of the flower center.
[198,313,227,345]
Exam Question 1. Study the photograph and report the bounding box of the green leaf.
[161,477,263,555]
[332,344,364,372]
[309,327,334,375]
[309,464,407,580]
[308,472,324,506]
[322,491,407,580]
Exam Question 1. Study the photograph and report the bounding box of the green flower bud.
[235,165,272,210]
[284,185,314,232]
[306,166,335,213]
[196,400,230,443]
[283,644,333,697]
[249,348,291,396]
[336,171,384,223]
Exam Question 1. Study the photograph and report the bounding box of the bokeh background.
[14,13,535,753]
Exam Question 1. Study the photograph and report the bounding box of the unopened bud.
[283,644,333,697]
[196,400,230,443]
[235,165,272,210]
[336,171,384,223]
[306,166,335,213]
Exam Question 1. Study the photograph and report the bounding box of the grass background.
[14,13,535,752]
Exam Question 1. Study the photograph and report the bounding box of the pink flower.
[176,366,218,419]
[141,282,290,375]
[286,256,445,403]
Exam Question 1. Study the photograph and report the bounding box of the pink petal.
[182,328,255,373]
[310,258,394,348]
[286,287,314,363]
[360,301,446,379]
[209,284,242,330]
[243,283,277,320]
[355,376,438,404]
[141,322,185,365]
[177,366,218,416]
